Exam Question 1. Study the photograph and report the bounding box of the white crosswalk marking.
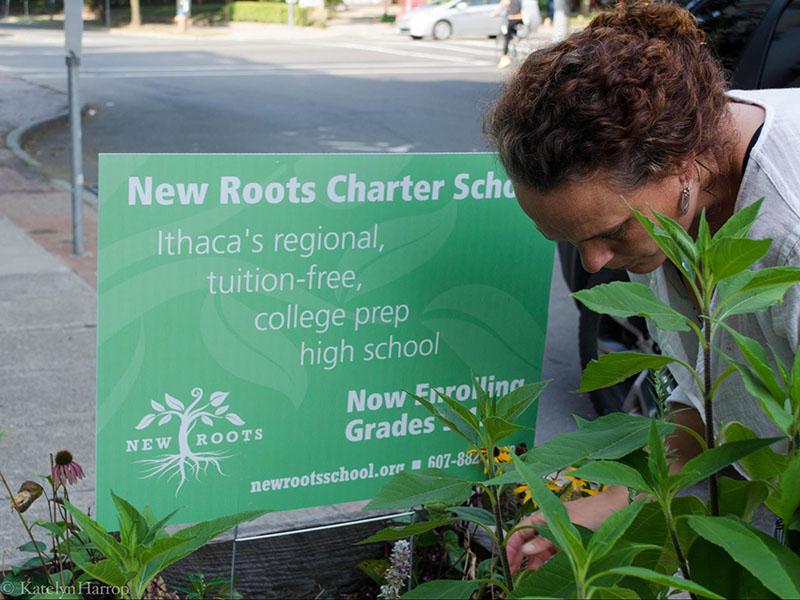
[0,28,543,80]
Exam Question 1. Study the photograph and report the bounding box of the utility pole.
[65,0,84,256]
[105,0,111,27]
[287,0,297,27]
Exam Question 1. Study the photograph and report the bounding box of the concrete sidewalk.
[0,76,98,566]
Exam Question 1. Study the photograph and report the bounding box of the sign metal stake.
[229,524,239,598]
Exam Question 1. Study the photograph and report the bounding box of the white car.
[396,0,539,41]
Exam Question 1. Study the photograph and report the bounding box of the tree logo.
[134,387,246,494]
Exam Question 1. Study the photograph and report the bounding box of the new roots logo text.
[127,387,263,494]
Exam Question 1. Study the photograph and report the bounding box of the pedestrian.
[484,0,800,572]
[492,0,525,69]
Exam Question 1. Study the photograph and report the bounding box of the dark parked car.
[562,0,800,416]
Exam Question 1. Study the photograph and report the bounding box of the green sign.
[97,153,553,526]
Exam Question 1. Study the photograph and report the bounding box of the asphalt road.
[0,20,592,443]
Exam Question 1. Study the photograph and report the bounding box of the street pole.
[552,0,569,40]
[176,0,191,31]
[287,0,297,26]
[65,0,84,256]
[105,0,111,28]
[3,0,9,20]
[24,0,29,21]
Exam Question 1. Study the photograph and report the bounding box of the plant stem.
[0,468,52,580]
[664,503,697,600]
[703,319,719,516]
[49,454,65,588]
[487,457,514,592]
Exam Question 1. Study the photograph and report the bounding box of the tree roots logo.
[134,387,245,494]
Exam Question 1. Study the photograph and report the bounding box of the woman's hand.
[506,486,629,573]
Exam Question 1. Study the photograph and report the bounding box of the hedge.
[225,1,311,25]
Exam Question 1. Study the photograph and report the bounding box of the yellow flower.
[494,447,512,463]
[513,484,532,504]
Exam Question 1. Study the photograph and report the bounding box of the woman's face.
[515,174,694,274]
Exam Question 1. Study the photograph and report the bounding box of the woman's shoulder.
[731,89,800,266]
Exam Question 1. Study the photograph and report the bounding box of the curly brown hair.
[484,1,732,193]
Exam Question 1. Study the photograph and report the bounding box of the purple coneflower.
[52,450,85,487]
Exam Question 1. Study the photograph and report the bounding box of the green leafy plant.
[174,571,242,599]
[363,199,800,598]
[61,491,264,600]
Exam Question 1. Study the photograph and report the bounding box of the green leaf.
[365,469,474,510]
[484,416,527,445]
[0,573,26,597]
[410,392,479,446]
[141,508,180,546]
[632,209,694,279]
[718,476,770,521]
[139,534,196,564]
[709,238,771,281]
[510,550,576,599]
[70,558,128,588]
[675,437,784,490]
[358,519,451,545]
[111,490,148,550]
[716,266,800,320]
[652,211,698,268]
[790,347,800,404]
[63,500,128,565]
[524,413,674,479]
[579,353,679,393]
[17,540,46,553]
[433,389,481,435]
[697,210,712,259]
[589,587,639,599]
[721,324,785,401]
[773,453,800,523]
[722,355,793,435]
[603,566,723,599]
[494,381,549,423]
[573,282,691,332]
[647,420,670,486]
[571,461,653,494]
[54,569,73,587]
[512,454,586,565]
[401,579,483,599]
[721,421,787,481]
[587,500,646,563]
[587,542,661,591]
[473,373,491,420]
[688,537,775,600]
[447,506,496,527]
[687,515,800,598]
[153,509,265,566]
[33,520,67,537]
[712,198,763,241]
[357,558,390,586]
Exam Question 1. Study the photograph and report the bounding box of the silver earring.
[679,185,690,215]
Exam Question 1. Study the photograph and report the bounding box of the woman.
[484,1,800,573]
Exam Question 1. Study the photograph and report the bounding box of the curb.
[5,107,99,208]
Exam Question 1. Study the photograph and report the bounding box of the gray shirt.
[630,88,800,440]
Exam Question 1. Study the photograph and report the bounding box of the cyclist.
[492,0,525,69]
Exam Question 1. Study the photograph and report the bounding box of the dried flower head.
[10,481,43,513]
[52,450,85,487]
